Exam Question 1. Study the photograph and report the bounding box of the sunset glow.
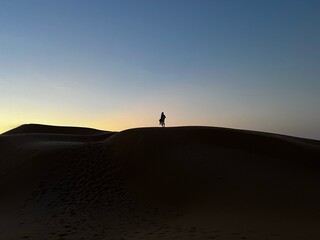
[1,0,319,139]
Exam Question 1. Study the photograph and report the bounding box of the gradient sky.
[1,0,320,139]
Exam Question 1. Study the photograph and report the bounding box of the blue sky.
[1,0,320,139]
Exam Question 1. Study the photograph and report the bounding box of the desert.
[0,124,319,239]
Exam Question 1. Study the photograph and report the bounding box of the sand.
[0,124,319,240]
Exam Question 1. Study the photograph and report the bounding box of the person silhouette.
[159,112,166,127]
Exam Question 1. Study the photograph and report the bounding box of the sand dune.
[0,124,319,240]
[3,124,108,135]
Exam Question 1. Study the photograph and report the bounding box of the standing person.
[159,112,166,127]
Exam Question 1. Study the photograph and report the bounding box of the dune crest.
[3,124,109,135]
[0,125,320,239]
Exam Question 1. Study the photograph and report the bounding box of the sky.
[1,0,320,139]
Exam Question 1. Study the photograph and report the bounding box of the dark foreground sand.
[0,124,320,240]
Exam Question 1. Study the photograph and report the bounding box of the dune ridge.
[3,124,108,135]
[0,124,319,240]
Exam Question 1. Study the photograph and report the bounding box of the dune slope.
[0,125,319,240]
